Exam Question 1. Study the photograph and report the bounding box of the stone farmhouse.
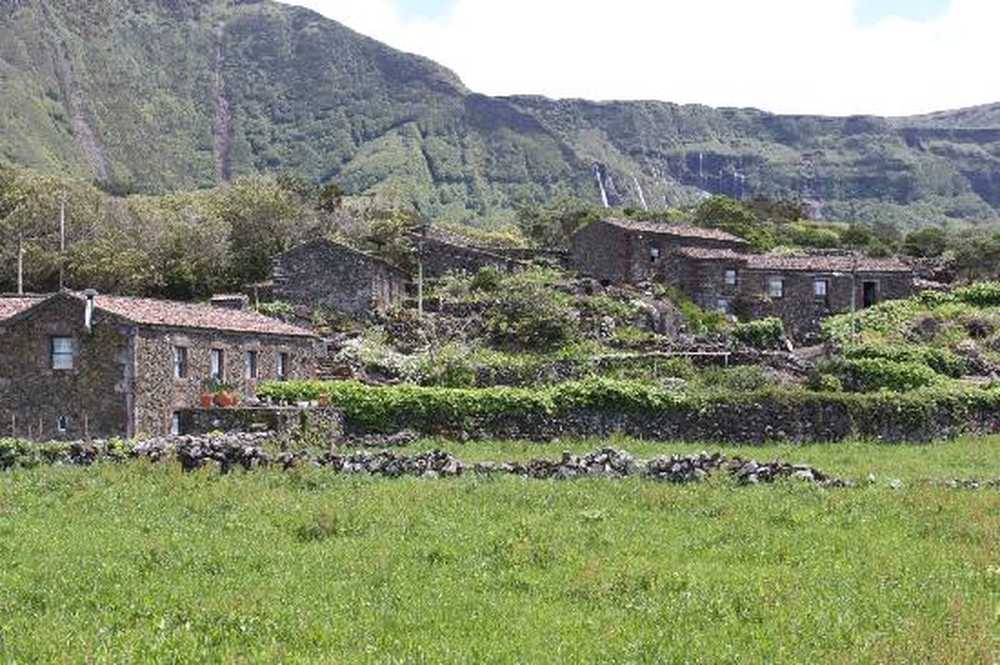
[571,218,751,284]
[0,291,318,441]
[416,227,527,278]
[270,239,409,318]
[571,218,915,337]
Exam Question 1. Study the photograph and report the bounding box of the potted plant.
[212,383,237,408]
[201,380,221,409]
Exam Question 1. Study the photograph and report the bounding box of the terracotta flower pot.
[200,393,215,409]
[318,393,331,407]
[228,393,240,407]
[213,392,228,408]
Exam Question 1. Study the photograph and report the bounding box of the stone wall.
[0,296,129,440]
[272,240,408,317]
[180,406,344,443]
[133,328,318,437]
[420,237,524,278]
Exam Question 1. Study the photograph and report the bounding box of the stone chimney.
[83,289,98,333]
[210,294,250,311]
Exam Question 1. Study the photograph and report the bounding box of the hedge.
[259,379,1000,442]
[843,344,969,379]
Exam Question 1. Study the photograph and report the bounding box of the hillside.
[1,0,999,227]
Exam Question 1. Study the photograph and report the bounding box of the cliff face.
[1,0,998,226]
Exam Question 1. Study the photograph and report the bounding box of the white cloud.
[281,0,997,116]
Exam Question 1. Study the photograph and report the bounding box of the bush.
[839,358,945,393]
[806,373,844,393]
[733,317,785,349]
[954,282,1000,307]
[258,378,1000,442]
[415,343,478,388]
[843,344,969,379]
[699,366,772,392]
[469,267,503,293]
[484,274,578,352]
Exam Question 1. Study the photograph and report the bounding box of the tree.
[515,200,600,248]
[903,227,948,258]
[694,196,775,250]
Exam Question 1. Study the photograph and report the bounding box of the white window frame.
[51,336,75,371]
[277,352,289,381]
[716,298,731,314]
[724,269,738,287]
[650,246,661,263]
[210,349,225,381]
[173,346,189,379]
[814,279,829,299]
[767,276,784,299]
[57,416,69,434]
[245,350,258,380]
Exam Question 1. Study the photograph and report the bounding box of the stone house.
[570,218,750,284]
[417,228,527,278]
[670,248,914,338]
[271,239,409,318]
[0,291,318,440]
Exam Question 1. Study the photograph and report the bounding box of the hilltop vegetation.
[1,0,999,227]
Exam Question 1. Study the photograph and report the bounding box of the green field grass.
[1,437,998,663]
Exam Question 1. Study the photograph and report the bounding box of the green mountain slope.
[1,0,999,227]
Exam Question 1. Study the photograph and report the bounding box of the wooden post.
[59,194,66,290]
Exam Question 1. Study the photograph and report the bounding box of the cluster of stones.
[473,448,640,480]
[728,457,854,488]
[317,449,464,478]
[644,452,728,483]
[19,438,1000,492]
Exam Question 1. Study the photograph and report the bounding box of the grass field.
[1,437,998,663]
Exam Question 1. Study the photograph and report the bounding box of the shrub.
[256,300,296,321]
[484,275,577,352]
[469,267,503,293]
[733,317,785,349]
[843,344,969,379]
[839,358,945,393]
[806,373,844,393]
[962,315,995,340]
[415,343,478,388]
[699,366,772,392]
[954,282,1000,307]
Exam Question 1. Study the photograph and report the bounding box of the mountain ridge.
[1,0,998,227]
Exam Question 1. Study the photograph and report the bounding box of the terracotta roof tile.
[91,294,317,337]
[0,296,47,322]
[746,255,912,273]
[675,247,750,261]
[604,218,749,244]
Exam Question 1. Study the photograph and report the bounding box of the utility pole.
[16,231,24,295]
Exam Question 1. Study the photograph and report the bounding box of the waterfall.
[633,176,649,211]
[593,164,610,208]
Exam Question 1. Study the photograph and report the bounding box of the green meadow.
[1,437,998,664]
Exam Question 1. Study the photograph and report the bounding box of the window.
[767,277,784,299]
[57,416,69,434]
[171,412,182,436]
[814,279,829,299]
[716,298,731,314]
[650,247,661,263]
[210,349,225,381]
[245,350,258,380]
[724,269,738,287]
[51,337,74,370]
[277,352,290,381]
[173,346,189,379]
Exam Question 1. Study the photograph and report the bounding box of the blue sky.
[289,0,994,116]
[392,0,453,19]
[855,0,951,25]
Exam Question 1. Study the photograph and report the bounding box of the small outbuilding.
[270,239,409,318]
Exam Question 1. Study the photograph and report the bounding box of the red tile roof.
[0,296,47,322]
[745,255,912,273]
[604,219,749,244]
[675,247,749,262]
[1,293,316,338]
[91,294,317,337]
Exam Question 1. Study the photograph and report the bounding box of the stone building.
[570,218,750,284]
[0,291,318,440]
[671,248,914,338]
[417,228,527,278]
[271,239,409,318]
